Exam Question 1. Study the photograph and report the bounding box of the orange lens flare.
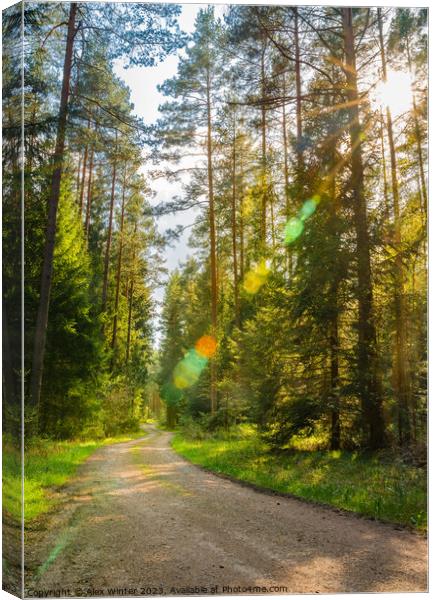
[172,336,218,390]
[195,335,217,359]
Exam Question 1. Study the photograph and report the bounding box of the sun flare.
[373,69,413,119]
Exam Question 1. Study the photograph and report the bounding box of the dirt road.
[25,425,427,595]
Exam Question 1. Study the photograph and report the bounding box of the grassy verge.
[3,429,146,524]
[172,427,427,532]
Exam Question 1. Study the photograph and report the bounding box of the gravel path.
[25,424,427,595]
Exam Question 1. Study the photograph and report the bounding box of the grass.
[3,429,146,524]
[172,426,427,532]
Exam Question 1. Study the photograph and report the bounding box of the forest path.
[26,424,427,595]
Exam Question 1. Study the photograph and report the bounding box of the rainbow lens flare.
[172,335,217,390]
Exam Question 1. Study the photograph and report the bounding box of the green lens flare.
[300,197,319,221]
[284,217,304,244]
[173,349,208,389]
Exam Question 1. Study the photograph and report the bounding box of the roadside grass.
[172,426,427,532]
[3,429,146,524]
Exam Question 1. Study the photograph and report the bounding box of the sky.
[112,4,218,341]
[114,3,204,268]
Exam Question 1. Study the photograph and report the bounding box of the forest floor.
[25,424,427,595]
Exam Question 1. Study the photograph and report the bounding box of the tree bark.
[126,279,134,364]
[79,119,90,217]
[102,132,118,312]
[342,7,384,449]
[378,8,411,445]
[293,7,303,175]
[231,116,240,326]
[206,65,218,414]
[84,143,95,238]
[75,151,82,201]
[404,39,427,221]
[30,3,78,419]
[260,37,267,247]
[329,147,340,451]
[379,112,391,220]
[111,164,127,358]
[125,222,137,365]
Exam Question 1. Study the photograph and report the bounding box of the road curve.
[25,424,427,595]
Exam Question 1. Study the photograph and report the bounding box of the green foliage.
[40,181,106,438]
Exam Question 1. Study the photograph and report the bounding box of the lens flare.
[172,336,217,390]
[173,349,207,389]
[243,259,269,295]
[195,335,217,358]
[284,217,304,244]
[300,195,320,221]
[284,196,321,245]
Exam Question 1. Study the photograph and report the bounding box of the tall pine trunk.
[329,147,340,450]
[231,117,240,326]
[378,8,411,445]
[125,222,137,365]
[102,132,118,312]
[342,7,384,450]
[260,37,267,248]
[79,119,90,217]
[281,76,292,275]
[293,7,303,176]
[111,165,127,358]
[84,143,95,237]
[30,3,78,419]
[206,66,218,414]
[404,39,427,220]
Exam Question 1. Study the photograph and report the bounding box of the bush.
[101,383,141,437]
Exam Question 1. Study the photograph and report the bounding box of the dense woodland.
[3,3,427,454]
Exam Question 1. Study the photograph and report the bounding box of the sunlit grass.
[172,428,426,531]
[3,430,146,524]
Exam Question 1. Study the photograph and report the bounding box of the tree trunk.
[125,222,137,365]
[206,66,218,414]
[282,72,291,269]
[378,8,411,446]
[79,119,90,217]
[330,305,340,450]
[260,37,267,248]
[2,305,16,410]
[111,164,127,359]
[84,143,95,238]
[293,7,303,175]
[126,279,134,364]
[239,154,245,283]
[342,7,384,450]
[329,149,340,451]
[379,112,391,220]
[102,132,118,312]
[166,404,177,429]
[404,39,427,221]
[231,117,240,326]
[75,151,82,200]
[30,3,78,419]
